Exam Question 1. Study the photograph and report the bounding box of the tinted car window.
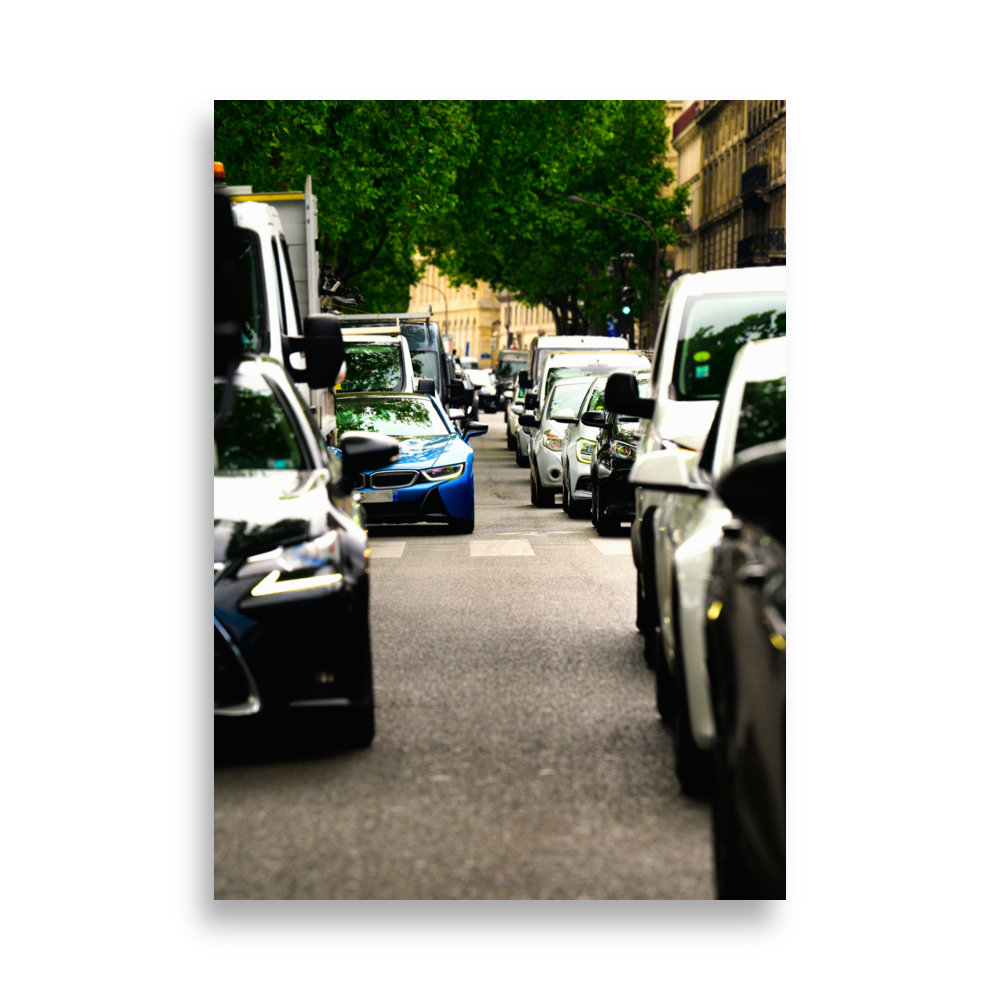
[672,293,786,401]
[734,376,786,454]
[214,383,305,470]
[234,230,266,353]
[546,381,591,418]
[335,396,451,438]
[341,343,404,392]
[496,360,527,378]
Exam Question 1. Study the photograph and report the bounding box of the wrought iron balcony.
[741,162,769,198]
[768,227,786,255]
[737,234,770,267]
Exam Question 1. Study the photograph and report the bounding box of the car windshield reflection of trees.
[496,361,527,378]
[548,382,590,417]
[214,385,305,470]
[674,298,786,401]
[341,345,403,392]
[735,377,786,453]
[335,397,450,438]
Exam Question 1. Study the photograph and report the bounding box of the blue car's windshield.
[334,395,452,439]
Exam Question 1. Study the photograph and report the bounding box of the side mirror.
[417,378,436,394]
[464,387,476,407]
[628,448,708,494]
[519,412,539,429]
[463,421,488,442]
[518,370,533,388]
[448,407,465,421]
[552,409,578,425]
[339,432,400,480]
[286,314,346,390]
[524,391,538,409]
[605,371,655,420]
[448,379,466,405]
[581,410,607,428]
[715,440,786,544]
[512,404,524,415]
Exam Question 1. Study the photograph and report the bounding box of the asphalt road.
[214,411,713,899]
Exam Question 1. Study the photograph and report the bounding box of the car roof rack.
[336,313,432,322]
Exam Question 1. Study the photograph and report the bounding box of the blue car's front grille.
[371,470,419,489]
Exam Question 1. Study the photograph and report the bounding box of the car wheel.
[529,465,541,506]
[653,626,673,721]
[516,442,529,467]
[593,481,616,536]
[561,470,570,513]
[539,484,556,508]
[713,726,759,898]
[637,571,652,633]
[590,483,598,527]
[507,429,516,450]
[672,581,712,795]
[341,705,375,749]
[448,515,475,534]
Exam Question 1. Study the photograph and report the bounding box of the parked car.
[706,439,786,899]
[214,355,399,749]
[330,392,487,533]
[536,350,652,416]
[495,349,530,408]
[505,382,528,456]
[605,266,786,685]
[338,333,415,394]
[466,368,498,412]
[629,335,786,794]
[521,334,631,391]
[520,376,596,507]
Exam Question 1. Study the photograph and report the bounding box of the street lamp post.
[425,283,450,349]
[568,195,660,349]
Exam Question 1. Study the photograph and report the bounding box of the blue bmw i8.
[332,392,487,533]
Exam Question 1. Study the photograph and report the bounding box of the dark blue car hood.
[369,434,470,472]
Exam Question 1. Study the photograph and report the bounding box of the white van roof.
[534,335,630,349]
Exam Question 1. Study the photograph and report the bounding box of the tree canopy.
[214,100,688,327]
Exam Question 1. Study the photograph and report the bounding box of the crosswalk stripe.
[590,538,632,556]
[369,542,406,558]
[469,540,535,557]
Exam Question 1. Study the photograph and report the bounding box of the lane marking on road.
[369,542,406,558]
[590,538,632,555]
[470,540,535,557]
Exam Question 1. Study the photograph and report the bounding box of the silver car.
[523,376,595,507]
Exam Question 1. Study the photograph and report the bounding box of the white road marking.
[369,543,406,558]
[470,540,536,557]
[590,538,632,555]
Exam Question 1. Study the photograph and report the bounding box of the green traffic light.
[622,306,631,315]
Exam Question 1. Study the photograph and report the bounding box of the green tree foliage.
[419,100,690,335]
[214,100,475,311]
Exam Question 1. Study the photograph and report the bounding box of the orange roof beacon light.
[214,161,226,185]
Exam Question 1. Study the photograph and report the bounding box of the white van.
[525,335,630,388]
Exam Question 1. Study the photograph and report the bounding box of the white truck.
[216,164,336,428]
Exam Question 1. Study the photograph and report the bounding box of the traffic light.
[620,285,634,316]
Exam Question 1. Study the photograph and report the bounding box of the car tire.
[529,465,541,506]
[561,470,570,513]
[593,481,617,536]
[539,484,556,508]
[507,429,516,451]
[516,443,529,468]
[672,581,712,795]
[449,516,475,534]
[654,626,673,721]
[712,727,759,899]
[342,705,375,749]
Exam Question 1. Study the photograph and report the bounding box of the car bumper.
[534,441,563,487]
[566,452,594,498]
[594,465,636,518]
[358,471,474,524]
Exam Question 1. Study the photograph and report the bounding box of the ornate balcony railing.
[737,228,786,266]
[741,162,769,198]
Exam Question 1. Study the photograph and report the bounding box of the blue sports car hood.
[377,434,470,471]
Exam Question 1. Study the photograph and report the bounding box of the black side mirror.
[518,370,533,389]
[463,421,488,442]
[518,412,538,428]
[339,432,400,481]
[448,379,466,405]
[580,410,608,428]
[551,414,578,425]
[285,314,346,389]
[714,441,786,544]
[464,387,476,407]
[524,391,538,409]
[214,192,243,378]
[417,378,436,394]
[605,371,654,419]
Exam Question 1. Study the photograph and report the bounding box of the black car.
[585,400,645,536]
[214,356,398,749]
[705,440,786,898]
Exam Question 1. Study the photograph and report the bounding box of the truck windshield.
[495,359,527,378]
[671,293,786,402]
[214,383,305,471]
[335,395,451,439]
[340,343,404,392]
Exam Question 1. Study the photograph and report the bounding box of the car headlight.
[543,431,564,452]
[236,529,344,596]
[611,440,636,461]
[422,463,465,481]
[576,439,596,463]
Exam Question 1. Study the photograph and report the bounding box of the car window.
[410,350,440,387]
[496,359,527,378]
[546,381,591,418]
[340,343,404,392]
[214,381,306,471]
[734,376,786,455]
[671,292,786,402]
[334,396,451,438]
[234,229,267,354]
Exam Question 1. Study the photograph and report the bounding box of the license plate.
[364,490,397,504]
